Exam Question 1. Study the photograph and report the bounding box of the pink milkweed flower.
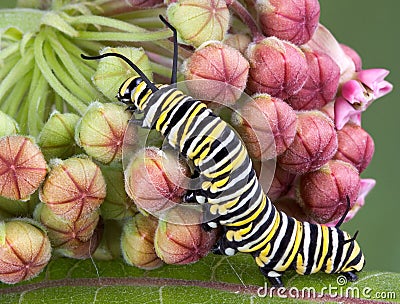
[325,178,376,227]
[334,68,392,129]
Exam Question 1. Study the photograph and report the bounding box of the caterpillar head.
[117,76,144,109]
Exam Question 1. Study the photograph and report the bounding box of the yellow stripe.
[161,90,183,110]
[225,194,266,227]
[281,221,303,270]
[315,226,330,272]
[188,121,225,160]
[179,104,207,149]
[210,176,230,193]
[255,257,264,267]
[203,146,247,179]
[119,77,135,97]
[240,209,280,253]
[259,243,271,263]
[296,254,306,274]
[233,223,252,241]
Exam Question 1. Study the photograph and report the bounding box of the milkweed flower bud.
[267,165,296,201]
[154,207,217,264]
[223,33,252,54]
[246,37,308,99]
[0,135,47,201]
[286,49,340,110]
[325,178,375,227]
[167,0,230,47]
[100,165,137,220]
[38,112,81,161]
[334,69,393,129]
[92,47,152,101]
[121,213,163,270]
[0,111,19,136]
[278,111,338,174]
[334,122,374,173]
[298,160,360,224]
[183,42,249,105]
[34,203,100,252]
[57,225,102,259]
[124,147,190,215]
[340,44,362,72]
[76,102,132,164]
[257,0,320,45]
[0,219,51,284]
[231,94,296,160]
[40,157,106,222]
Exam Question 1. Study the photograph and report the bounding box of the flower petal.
[334,97,361,130]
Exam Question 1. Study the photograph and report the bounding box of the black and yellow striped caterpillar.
[82,16,365,287]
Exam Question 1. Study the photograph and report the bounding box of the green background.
[0,0,398,273]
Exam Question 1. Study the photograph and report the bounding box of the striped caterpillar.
[81,16,364,287]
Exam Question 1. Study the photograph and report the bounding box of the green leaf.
[0,254,399,303]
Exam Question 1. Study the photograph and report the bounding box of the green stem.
[111,7,166,21]
[0,49,33,102]
[150,61,173,79]
[47,30,98,98]
[34,30,87,114]
[3,70,32,118]
[54,91,64,112]
[76,28,171,41]
[27,65,47,136]
[0,53,20,80]
[0,43,19,61]
[65,14,151,33]
[42,40,94,103]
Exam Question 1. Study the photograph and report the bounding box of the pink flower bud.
[231,94,297,160]
[0,219,51,284]
[320,101,335,121]
[183,42,249,105]
[257,0,320,45]
[124,147,190,215]
[154,207,217,264]
[278,111,338,174]
[286,49,340,110]
[0,136,47,201]
[267,165,296,201]
[340,43,362,71]
[298,160,360,224]
[40,157,106,222]
[334,122,374,173]
[246,37,308,99]
[325,178,375,226]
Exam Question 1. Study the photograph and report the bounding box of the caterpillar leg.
[342,271,358,282]
[259,267,284,287]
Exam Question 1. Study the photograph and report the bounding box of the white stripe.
[180,110,213,153]
[143,89,172,128]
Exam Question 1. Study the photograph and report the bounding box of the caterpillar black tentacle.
[81,16,365,287]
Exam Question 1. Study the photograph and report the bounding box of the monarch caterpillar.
[81,15,365,287]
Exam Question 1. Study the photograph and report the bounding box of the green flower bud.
[34,203,100,250]
[76,102,132,164]
[38,111,81,161]
[92,47,152,101]
[121,213,163,270]
[167,0,230,47]
[0,219,51,284]
[0,135,47,201]
[100,165,137,220]
[40,157,106,222]
[0,111,19,137]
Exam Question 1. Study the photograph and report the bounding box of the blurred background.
[0,0,398,272]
